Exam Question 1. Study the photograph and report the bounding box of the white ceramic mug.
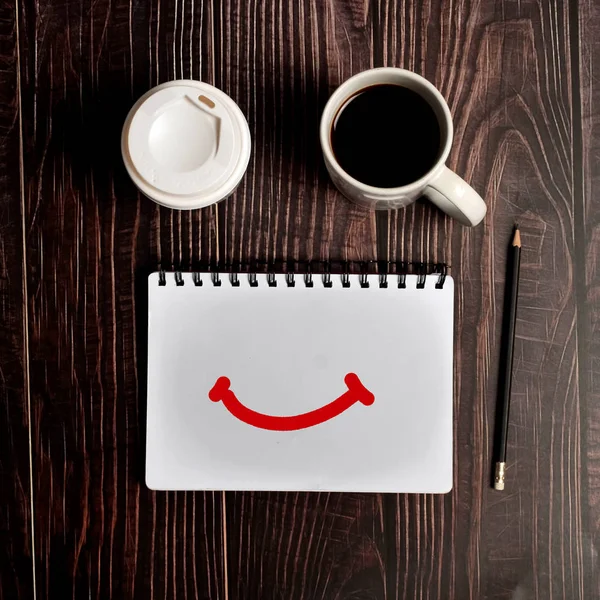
[320,68,486,226]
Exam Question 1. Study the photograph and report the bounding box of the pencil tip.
[513,227,521,248]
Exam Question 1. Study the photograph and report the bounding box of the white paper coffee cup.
[122,80,251,210]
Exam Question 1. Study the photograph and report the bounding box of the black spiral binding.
[322,262,333,288]
[341,262,350,288]
[379,260,388,289]
[398,262,407,289]
[285,261,295,287]
[157,261,449,289]
[359,262,370,289]
[304,263,314,288]
[267,264,277,287]
[249,260,258,287]
[416,263,426,289]
[434,263,447,289]
[211,267,222,287]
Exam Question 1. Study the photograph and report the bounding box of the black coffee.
[331,84,441,188]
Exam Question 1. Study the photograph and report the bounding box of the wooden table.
[1,0,598,598]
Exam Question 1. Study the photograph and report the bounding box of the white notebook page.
[146,271,454,492]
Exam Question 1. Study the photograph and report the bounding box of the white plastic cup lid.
[122,80,251,210]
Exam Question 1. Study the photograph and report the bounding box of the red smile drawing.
[208,373,375,431]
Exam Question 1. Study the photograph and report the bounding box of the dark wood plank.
[17,0,228,597]
[223,0,592,598]
[420,2,585,598]
[0,1,34,598]
[220,1,388,597]
[17,0,596,598]
[578,0,600,595]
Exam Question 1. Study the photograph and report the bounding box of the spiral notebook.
[146,263,454,493]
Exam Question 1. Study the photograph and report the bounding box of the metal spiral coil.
[304,264,314,288]
[435,263,447,289]
[157,261,449,289]
[322,262,333,288]
[416,263,427,289]
[211,271,221,287]
[359,263,370,288]
[398,261,407,289]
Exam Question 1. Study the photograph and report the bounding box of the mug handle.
[424,166,487,227]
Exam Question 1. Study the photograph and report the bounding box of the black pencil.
[494,225,521,491]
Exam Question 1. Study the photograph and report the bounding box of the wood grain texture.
[578,0,600,596]
[221,0,592,598]
[0,1,34,598]
[4,0,597,597]
[17,0,228,597]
